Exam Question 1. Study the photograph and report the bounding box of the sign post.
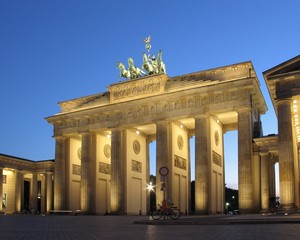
[159,166,169,213]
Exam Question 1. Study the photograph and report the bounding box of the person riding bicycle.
[162,199,172,210]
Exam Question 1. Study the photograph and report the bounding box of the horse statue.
[142,52,155,75]
[157,50,166,73]
[117,62,130,79]
[128,57,144,79]
[149,54,159,74]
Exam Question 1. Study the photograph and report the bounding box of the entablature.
[0,154,54,173]
[253,134,278,154]
[49,86,260,137]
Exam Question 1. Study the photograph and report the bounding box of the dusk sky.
[1,0,299,190]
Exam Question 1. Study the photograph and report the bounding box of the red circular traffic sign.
[159,166,169,176]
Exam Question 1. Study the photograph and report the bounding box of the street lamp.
[225,202,230,213]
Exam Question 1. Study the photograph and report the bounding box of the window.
[3,175,7,184]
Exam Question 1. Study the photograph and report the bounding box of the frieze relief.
[174,155,187,170]
[54,89,250,131]
[132,160,142,173]
[99,162,111,175]
[107,75,169,103]
[72,164,81,176]
[212,151,222,167]
[112,82,161,101]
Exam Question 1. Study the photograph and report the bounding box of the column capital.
[275,98,292,107]
[110,126,127,132]
[194,113,210,120]
[155,120,171,126]
[54,135,68,140]
[259,151,270,157]
[79,131,97,137]
[236,106,251,113]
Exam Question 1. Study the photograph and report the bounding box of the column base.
[110,211,126,215]
[260,209,271,214]
[238,208,255,214]
[194,210,209,215]
[277,204,299,214]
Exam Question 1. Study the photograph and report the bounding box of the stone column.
[30,173,38,213]
[297,147,300,208]
[260,152,270,212]
[54,137,67,210]
[156,121,172,207]
[0,168,3,212]
[294,142,299,208]
[80,132,97,214]
[195,115,211,214]
[277,99,295,210]
[252,150,261,212]
[269,156,276,199]
[110,128,126,214]
[15,171,23,213]
[187,134,191,214]
[40,174,46,213]
[46,173,53,212]
[237,107,253,212]
[146,139,150,214]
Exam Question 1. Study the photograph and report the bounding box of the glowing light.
[146,182,154,192]
[3,169,13,175]
[136,130,140,135]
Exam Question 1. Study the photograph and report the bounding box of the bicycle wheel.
[169,208,181,220]
[151,209,163,220]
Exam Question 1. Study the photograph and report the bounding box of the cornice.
[0,154,54,173]
[170,61,254,83]
[58,92,109,113]
[253,135,278,154]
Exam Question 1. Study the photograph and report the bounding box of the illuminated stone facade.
[46,61,268,214]
[0,154,54,214]
[262,55,300,211]
[2,56,300,215]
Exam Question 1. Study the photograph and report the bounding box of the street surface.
[0,214,300,240]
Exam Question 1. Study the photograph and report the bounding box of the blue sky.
[1,0,299,189]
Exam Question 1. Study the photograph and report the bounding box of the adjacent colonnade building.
[0,154,54,214]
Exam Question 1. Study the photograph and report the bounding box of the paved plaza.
[1,214,300,240]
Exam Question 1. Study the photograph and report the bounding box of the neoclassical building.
[261,55,300,211]
[0,154,54,214]
[2,55,300,215]
[46,58,268,215]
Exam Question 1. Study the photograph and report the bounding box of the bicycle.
[151,203,181,220]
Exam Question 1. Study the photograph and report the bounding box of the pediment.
[264,55,300,78]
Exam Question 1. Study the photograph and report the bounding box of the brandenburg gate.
[46,37,270,214]
[0,35,299,215]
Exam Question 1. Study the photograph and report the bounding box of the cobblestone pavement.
[1,214,300,240]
